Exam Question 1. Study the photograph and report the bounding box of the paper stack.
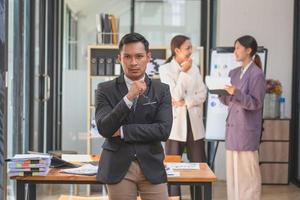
[7,154,52,177]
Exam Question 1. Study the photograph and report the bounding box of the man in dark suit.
[95,32,173,200]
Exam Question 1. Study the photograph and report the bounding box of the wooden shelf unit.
[259,119,291,184]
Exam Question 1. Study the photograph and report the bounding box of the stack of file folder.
[7,154,52,177]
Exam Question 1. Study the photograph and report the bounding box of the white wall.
[135,0,201,46]
[215,0,294,180]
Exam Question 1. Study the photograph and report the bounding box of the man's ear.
[117,54,121,63]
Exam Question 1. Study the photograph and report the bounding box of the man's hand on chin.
[112,129,120,137]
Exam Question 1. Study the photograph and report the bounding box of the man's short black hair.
[118,32,149,53]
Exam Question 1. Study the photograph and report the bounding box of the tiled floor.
[211,181,300,200]
[8,181,300,200]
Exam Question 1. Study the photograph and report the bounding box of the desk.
[12,163,216,200]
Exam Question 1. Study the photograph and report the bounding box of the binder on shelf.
[98,58,106,75]
[96,13,102,44]
[110,15,118,45]
[106,58,114,75]
[114,59,121,75]
[100,13,105,43]
[103,14,112,44]
[90,57,98,75]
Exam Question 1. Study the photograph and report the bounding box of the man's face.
[118,42,151,81]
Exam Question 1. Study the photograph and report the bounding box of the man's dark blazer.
[95,74,173,184]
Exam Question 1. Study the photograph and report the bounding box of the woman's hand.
[180,58,192,72]
[224,85,236,95]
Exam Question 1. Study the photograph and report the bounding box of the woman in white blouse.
[159,35,207,197]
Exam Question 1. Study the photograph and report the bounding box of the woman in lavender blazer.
[219,35,266,200]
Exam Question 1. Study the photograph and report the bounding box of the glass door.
[27,0,64,153]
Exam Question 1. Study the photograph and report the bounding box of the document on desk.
[61,154,92,163]
[60,164,98,176]
[166,168,180,177]
[205,76,231,96]
[165,163,200,170]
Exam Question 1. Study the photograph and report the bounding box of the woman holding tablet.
[219,35,266,200]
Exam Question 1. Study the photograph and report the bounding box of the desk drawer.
[260,163,288,184]
[262,120,289,140]
[259,142,289,162]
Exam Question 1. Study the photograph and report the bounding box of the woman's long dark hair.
[165,35,190,64]
[235,35,262,69]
